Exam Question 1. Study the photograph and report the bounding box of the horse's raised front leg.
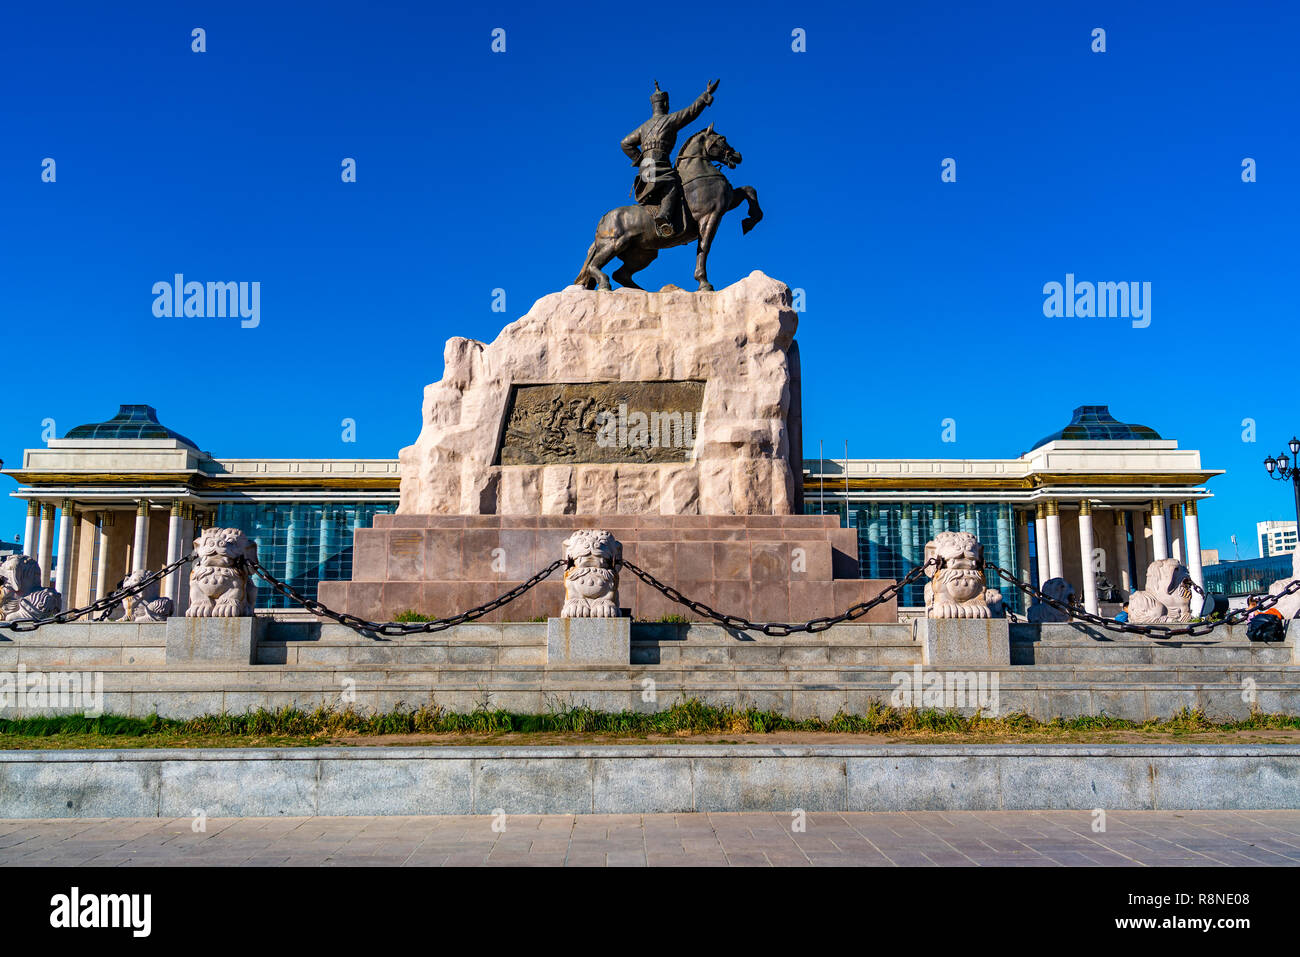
[729,185,763,234]
[694,215,721,291]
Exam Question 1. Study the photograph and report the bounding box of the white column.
[174,505,195,617]
[1169,504,1184,562]
[1133,508,1151,582]
[1184,500,1205,615]
[37,503,55,587]
[1034,503,1049,584]
[1045,499,1064,580]
[132,499,150,572]
[1077,500,1098,614]
[94,512,113,601]
[1112,511,1132,593]
[1150,499,1168,561]
[22,501,39,557]
[53,499,75,598]
[1015,511,1032,583]
[163,499,184,600]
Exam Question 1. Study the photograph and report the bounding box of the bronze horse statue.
[574,125,762,292]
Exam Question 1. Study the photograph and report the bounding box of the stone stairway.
[2,619,1298,722]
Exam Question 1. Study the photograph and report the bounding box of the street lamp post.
[1263,435,1300,531]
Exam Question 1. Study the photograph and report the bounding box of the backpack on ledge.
[1247,613,1287,643]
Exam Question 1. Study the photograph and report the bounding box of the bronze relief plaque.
[496,381,705,465]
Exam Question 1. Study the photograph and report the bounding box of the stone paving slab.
[0,810,1298,866]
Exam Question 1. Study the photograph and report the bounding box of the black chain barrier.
[236,554,937,639]
[16,544,1283,644]
[244,556,566,637]
[983,561,1300,639]
[618,556,938,636]
[0,552,195,633]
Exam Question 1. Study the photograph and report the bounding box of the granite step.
[27,660,1300,688]
[18,675,1300,722]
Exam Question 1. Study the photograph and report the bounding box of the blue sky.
[1,0,1296,556]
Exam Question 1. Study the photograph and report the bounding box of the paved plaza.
[2,810,1299,866]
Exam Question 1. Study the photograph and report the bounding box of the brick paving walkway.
[2,811,1298,866]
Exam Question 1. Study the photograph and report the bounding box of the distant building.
[5,403,1222,616]
[1,405,397,610]
[1201,548,1220,567]
[1202,554,1294,605]
[805,405,1220,614]
[1258,520,1298,557]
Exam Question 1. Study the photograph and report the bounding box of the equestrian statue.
[574,78,762,292]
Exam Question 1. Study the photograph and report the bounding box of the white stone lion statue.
[1128,558,1195,623]
[1267,550,1300,620]
[187,527,258,617]
[121,568,175,622]
[923,531,1004,619]
[0,554,62,621]
[561,529,621,618]
[1028,577,1074,623]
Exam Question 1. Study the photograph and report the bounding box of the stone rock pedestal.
[165,617,264,665]
[918,618,1011,667]
[398,271,802,517]
[547,617,630,665]
[315,274,897,628]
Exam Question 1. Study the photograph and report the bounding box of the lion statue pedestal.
[121,569,175,622]
[187,528,258,618]
[917,531,1009,667]
[1028,577,1075,624]
[0,554,62,622]
[923,531,1004,620]
[560,529,621,618]
[547,529,630,664]
[1128,558,1196,624]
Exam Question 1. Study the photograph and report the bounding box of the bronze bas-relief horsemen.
[574,124,763,292]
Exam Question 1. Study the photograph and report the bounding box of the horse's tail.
[573,240,598,288]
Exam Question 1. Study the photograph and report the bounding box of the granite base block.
[547,617,631,665]
[165,617,265,665]
[918,618,1011,667]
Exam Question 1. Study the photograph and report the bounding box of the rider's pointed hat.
[650,79,668,109]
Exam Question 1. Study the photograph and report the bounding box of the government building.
[2,404,1222,616]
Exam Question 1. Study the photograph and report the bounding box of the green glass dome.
[1029,405,1161,452]
[64,404,198,448]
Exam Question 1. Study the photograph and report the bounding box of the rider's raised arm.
[666,89,714,131]
[620,128,643,165]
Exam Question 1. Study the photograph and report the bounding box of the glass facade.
[807,500,1025,613]
[1201,555,1294,599]
[214,501,396,608]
